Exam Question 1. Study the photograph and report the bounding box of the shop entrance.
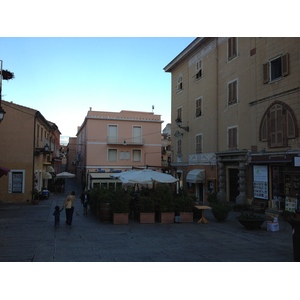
[228,168,239,203]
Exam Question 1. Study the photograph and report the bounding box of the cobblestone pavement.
[0,178,295,262]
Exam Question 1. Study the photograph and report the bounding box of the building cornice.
[164,37,212,72]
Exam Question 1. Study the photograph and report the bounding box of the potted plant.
[174,192,194,223]
[236,210,266,230]
[137,192,156,224]
[207,193,232,222]
[154,183,175,223]
[110,188,130,224]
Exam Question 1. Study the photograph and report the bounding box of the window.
[108,149,117,162]
[228,37,237,61]
[176,107,182,122]
[177,139,182,155]
[108,125,118,143]
[177,75,183,92]
[132,149,141,162]
[195,60,202,80]
[259,101,298,147]
[132,126,142,144]
[263,53,289,83]
[228,80,238,105]
[228,126,238,150]
[195,98,202,117]
[196,134,203,153]
[8,170,25,193]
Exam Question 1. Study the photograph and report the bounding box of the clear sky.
[1,37,195,143]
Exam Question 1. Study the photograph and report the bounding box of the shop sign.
[253,165,268,199]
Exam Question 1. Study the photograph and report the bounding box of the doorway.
[228,168,239,203]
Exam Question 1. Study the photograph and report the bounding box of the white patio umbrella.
[55,171,75,178]
[112,169,178,185]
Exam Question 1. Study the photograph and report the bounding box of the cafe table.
[194,205,212,224]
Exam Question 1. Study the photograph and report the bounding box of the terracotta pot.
[160,212,175,224]
[113,213,129,224]
[179,212,194,223]
[139,212,155,224]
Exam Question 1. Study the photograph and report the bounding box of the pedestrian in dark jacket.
[53,205,63,227]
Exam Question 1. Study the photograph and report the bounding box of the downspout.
[32,112,37,201]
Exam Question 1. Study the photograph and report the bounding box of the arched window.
[259,101,298,147]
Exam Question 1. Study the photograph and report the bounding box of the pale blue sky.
[1,37,194,141]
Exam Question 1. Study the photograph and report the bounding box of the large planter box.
[160,212,175,224]
[113,213,129,224]
[100,203,112,222]
[139,212,155,224]
[179,212,193,223]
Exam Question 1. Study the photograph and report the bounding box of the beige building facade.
[76,109,163,190]
[0,100,61,203]
[165,37,300,206]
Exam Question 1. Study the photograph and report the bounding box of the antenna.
[152,105,154,112]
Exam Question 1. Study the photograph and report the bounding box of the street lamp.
[175,118,189,132]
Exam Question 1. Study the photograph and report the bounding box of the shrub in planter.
[110,188,131,224]
[153,183,175,223]
[207,192,232,221]
[174,192,194,223]
[154,183,175,212]
[236,211,266,230]
[110,188,131,213]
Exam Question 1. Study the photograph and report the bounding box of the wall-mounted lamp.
[175,118,189,132]
[44,144,49,152]
[123,140,127,145]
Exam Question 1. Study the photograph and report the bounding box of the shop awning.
[186,169,205,183]
[42,171,52,179]
[47,166,55,173]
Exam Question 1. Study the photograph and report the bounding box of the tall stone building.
[165,37,300,207]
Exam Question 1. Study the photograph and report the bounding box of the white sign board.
[253,165,268,200]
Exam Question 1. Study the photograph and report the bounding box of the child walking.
[53,205,63,227]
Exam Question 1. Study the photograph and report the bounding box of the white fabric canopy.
[56,172,75,178]
[111,169,178,184]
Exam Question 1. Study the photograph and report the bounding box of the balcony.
[106,136,144,146]
[35,139,53,155]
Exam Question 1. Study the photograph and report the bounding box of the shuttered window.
[195,98,202,117]
[196,134,203,153]
[108,149,117,162]
[259,101,297,147]
[228,127,238,150]
[228,37,237,60]
[132,150,141,162]
[177,75,183,92]
[108,125,118,143]
[228,80,238,105]
[177,139,182,155]
[176,107,182,121]
[195,60,202,80]
[263,53,289,83]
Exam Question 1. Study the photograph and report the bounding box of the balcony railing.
[106,137,144,145]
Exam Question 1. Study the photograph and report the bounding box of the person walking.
[53,205,63,227]
[80,190,90,215]
[63,191,76,225]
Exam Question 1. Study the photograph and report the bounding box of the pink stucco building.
[76,109,163,189]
